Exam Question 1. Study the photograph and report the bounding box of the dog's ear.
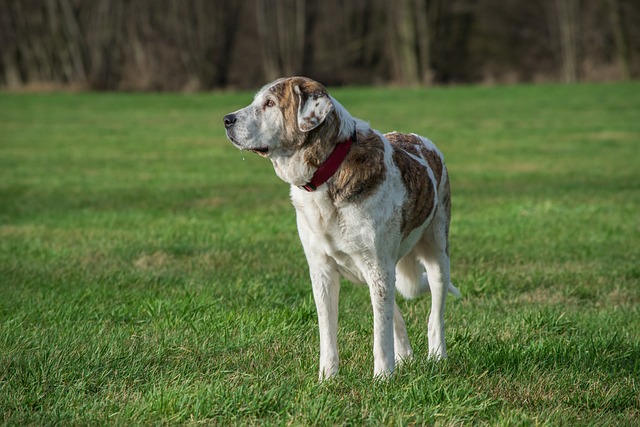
[294,84,334,132]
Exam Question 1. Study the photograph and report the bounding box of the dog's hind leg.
[396,253,459,299]
[418,212,457,360]
[393,301,413,365]
[392,255,422,365]
[421,248,451,360]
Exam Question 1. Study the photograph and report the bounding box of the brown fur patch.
[388,133,437,237]
[329,129,386,203]
[269,79,303,144]
[385,132,422,157]
[269,77,338,166]
[302,111,341,168]
[442,171,451,255]
[422,147,444,186]
[386,132,444,186]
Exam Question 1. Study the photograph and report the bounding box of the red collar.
[300,131,356,192]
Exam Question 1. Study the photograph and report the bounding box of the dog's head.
[223,77,335,159]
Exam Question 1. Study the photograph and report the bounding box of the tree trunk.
[256,0,281,80]
[413,0,432,84]
[607,0,631,79]
[556,0,579,82]
[256,0,307,81]
[395,0,420,85]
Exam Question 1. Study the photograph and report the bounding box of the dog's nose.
[223,114,237,129]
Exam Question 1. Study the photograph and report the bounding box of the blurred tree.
[555,0,580,82]
[608,0,631,79]
[389,0,420,85]
[0,0,638,90]
[387,0,435,85]
[85,0,123,90]
[255,0,309,80]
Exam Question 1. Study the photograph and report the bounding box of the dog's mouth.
[227,134,269,158]
[250,147,269,157]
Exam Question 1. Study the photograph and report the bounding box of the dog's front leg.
[309,260,341,381]
[366,263,396,378]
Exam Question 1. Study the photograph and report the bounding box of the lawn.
[1,82,639,425]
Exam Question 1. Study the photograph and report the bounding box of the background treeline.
[1,0,638,91]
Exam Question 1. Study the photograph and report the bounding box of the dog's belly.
[294,188,429,286]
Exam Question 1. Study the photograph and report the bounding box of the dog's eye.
[264,99,275,108]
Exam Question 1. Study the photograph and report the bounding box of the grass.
[1,82,639,425]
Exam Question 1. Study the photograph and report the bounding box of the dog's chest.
[293,191,370,283]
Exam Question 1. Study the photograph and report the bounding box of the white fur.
[225,78,459,380]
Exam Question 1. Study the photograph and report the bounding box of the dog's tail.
[447,281,462,298]
[396,259,462,299]
[417,272,462,298]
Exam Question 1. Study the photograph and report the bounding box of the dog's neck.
[299,125,356,192]
[271,97,361,188]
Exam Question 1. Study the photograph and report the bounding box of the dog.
[224,76,460,379]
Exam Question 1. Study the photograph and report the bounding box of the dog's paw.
[373,367,396,381]
[318,365,339,382]
[427,346,448,360]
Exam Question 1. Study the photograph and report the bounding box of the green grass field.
[1,82,639,425]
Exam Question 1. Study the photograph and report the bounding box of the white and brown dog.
[224,77,460,379]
